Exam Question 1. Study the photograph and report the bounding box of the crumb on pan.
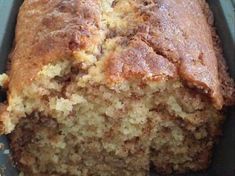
[0,143,4,151]
[0,74,9,89]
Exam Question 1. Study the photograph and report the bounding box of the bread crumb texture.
[0,74,9,88]
[0,0,234,176]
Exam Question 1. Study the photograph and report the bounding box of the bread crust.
[9,0,101,95]
[8,0,227,108]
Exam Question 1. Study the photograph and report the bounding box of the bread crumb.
[0,74,9,88]
[0,143,4,151]
[3,149,9,154]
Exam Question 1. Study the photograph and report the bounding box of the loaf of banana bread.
[0,0,234,175]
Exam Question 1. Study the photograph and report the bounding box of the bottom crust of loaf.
[7,61,223,176]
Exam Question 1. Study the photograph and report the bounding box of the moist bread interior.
[9,60,223,175]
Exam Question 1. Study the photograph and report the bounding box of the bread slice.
[0,0,234,175]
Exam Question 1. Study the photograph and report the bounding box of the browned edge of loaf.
[0,0,234,133]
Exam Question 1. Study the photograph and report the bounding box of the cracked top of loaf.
[6,0,234,109]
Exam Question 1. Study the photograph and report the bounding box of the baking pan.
[0,0,234,176]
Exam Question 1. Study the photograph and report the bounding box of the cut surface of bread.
[0,0,234,176]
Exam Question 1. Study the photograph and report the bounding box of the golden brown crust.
[9,0,101,95]
[7,0,233,109]
[200,1,235,106]
[105,38,177,84]
[135,0,223,108]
